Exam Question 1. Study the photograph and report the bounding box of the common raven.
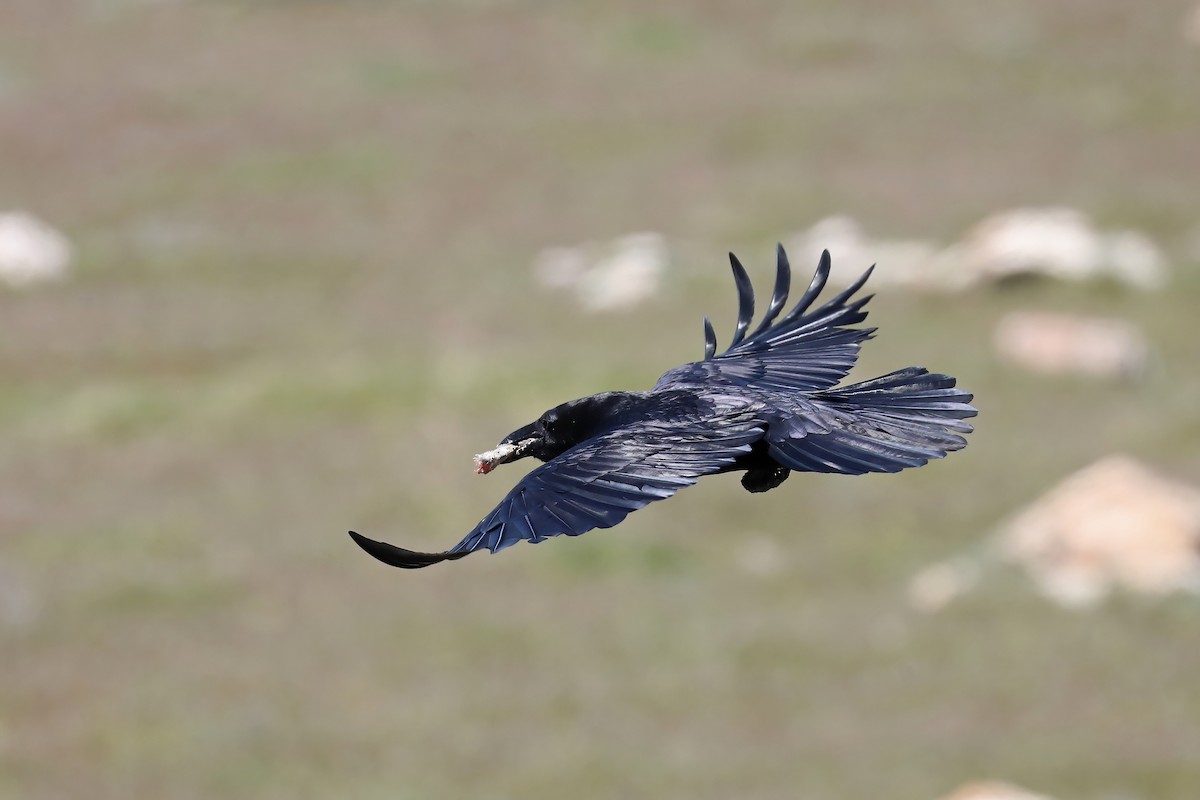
[350,246,975,569]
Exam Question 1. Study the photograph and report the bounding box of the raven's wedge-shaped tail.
[767,367,976,475]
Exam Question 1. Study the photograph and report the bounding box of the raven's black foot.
[741,465,790,493]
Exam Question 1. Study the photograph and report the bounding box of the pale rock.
[960,207,1168,290]
[998,456,1200,607]
[788,215,955,291]
[992,311,1149,379]
[927,243,987,292]
[532,245,589,291]
[791,209,1167,294]
[532,232,667,313]
[788,215,869,285]
[1101,229,1168,290]
[863,239,944,290]
[579,232,667,312]
[960,207,1104,283]
[938,780,1057,800]
[0,211,72,287]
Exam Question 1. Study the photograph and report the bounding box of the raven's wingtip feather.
[348,530,466,569]
[726,252,755,350]
[702,315,717,360]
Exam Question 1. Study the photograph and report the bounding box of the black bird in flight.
[350,246,975,569]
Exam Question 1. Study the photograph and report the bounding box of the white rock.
[861,239,943,289]
[998,455,1200,607]
[579,232,667,312]
[0,211,72,287]
[992,311,1149,379]
[938,780,1057,800]
[959,207,1169,290]
[790,209,1168,294]
[788,215,957,291]
[1101,229,1168,290]
[789,215,869,284]
[960,207,1104,283]
[532,232,668,313]
[532,245,589,291]
[927,243,986,292]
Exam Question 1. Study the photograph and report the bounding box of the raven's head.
[473,393,633,474]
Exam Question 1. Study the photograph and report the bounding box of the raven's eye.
[541,414,559,433]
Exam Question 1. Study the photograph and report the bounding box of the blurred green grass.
[2,1,1199,799]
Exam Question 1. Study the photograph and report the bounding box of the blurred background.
[3,2,1199,799]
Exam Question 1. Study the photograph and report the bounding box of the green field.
[3,2,1199,798]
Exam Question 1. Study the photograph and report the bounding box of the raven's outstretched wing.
[655,246,875,394]
[349,413,766,569]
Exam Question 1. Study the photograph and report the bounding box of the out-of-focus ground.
[2,2,1199,798]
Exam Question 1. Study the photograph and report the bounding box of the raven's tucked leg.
[734,441,791,493]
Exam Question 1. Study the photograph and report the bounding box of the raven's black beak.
[474,421,541,475]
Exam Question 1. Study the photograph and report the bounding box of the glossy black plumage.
[349,246,976,569]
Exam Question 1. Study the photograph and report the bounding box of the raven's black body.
[350,247,976,569]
